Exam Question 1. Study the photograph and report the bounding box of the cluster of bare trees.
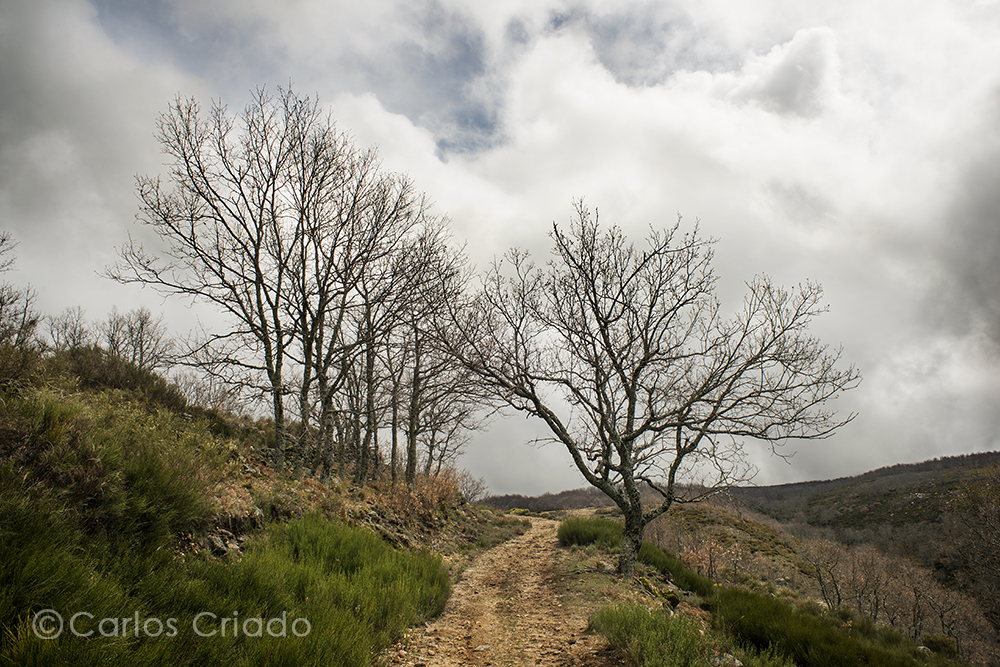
[645,503,994,663]
[101,85,861,566]
[0,232,41,382]
[800,537,993,662]
[0,233,39,350]
[948,465,1000,639]
[108,87,485,484]
[47,305,173,372]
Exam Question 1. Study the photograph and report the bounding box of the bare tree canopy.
[47,306,93,351]
[0,231,18,274]
[97,306,174,371]
[446,202,861,577]
[107,86,312,465]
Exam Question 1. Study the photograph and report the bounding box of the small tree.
[97,306,173,371]
[47,306,93,350]
[446,203,860,577]
[0,232,40,381]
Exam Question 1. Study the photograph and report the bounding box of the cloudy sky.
[2,0,1000,495]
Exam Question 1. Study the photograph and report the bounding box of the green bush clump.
[638,542,715,598]
[712,588,960,667]
[592,603,795,667]
[0,388,223,551]
[1,503,450,666]
[557,516,623,550]
[44,346,187,412]
[592,603,712,666]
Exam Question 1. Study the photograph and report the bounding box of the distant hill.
[730,450,1000,530]
[486,451,1000,520]
[483,486,616,511]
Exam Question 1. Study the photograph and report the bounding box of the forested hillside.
[731,451,1000,527]
[729,452,1000,656]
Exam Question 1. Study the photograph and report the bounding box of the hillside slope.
[0,348,526,667]
[730,451,1000,530]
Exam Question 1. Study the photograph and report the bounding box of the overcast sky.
[2,0,999,495]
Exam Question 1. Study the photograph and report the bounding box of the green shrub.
[45,346,187,412]
[921,633,958,659]
[592,603,712,666]
[0,378,451,666]
[1,504,450,666]
[557,516,623,550]
[712,588,957,667]
[591,603,795,667]
[0,342,39,385]
[638,542,715,598]
[1,388,223,551]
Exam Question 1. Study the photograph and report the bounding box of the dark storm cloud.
[362,3,498,154]
[0,0,196,314]
[4,0,1000,494]
[90,0,500,154]
[566,5,721,87]
[0,0,131,244]
[89,0,281,97]
[933,95,1000,345]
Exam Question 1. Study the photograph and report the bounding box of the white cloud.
[3,0,1000,493]
[0,0,202,314]
[727,27,840,117]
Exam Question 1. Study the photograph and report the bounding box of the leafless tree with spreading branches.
[47,306,93,351]
[97,306,174,371]
[444,202,861,577]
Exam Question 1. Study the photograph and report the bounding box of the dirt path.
[385,517,620,667]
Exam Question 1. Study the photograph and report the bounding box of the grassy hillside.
[0,346,523,666]
[559,514,976,667]
[507,479,996,665]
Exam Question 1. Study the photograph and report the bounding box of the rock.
[597,560,616,574]
[208,534,228,556]
[712,654,744,667]
[636,576,683,608]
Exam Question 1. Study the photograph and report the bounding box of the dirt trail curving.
[386,516,619,667]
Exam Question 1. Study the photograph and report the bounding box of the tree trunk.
[293,349,314,480]
[390,387,399,483]
[405,322,421,484]
[357,331,376,485]
[271,373,286,472]
[424,431,435,477]
[618,509,645,579]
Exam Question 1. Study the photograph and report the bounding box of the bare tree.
[0,232,40,381]
[951,465,1000,636]
[0,284,39,351]
[445,202,861,577]
[172,369,245,413]
[0,231,18,274]
[47,306,93,350]
[108,87,342,470]
[97,306,173,371]
[397,221,488,483]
